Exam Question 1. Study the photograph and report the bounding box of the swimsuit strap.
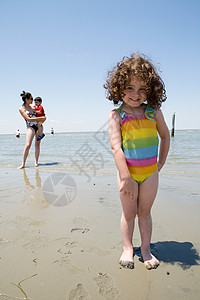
[144,106,156,123]
[113,108,126,120]
[114,106,156,123]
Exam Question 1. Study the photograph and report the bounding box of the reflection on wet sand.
[22,169,49,208]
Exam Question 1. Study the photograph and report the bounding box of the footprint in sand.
[52,257,84,276]
[73,216,89,228]
[23,236,50,252]
[71,216,90,235]
[69,284,89,300]
[51,237,79,249]
[86,247,110,256]
[110,241,123,250]
[94,273,119,300]
[0,217,43,240]
[71,228,90,234]
[0,238,13,249]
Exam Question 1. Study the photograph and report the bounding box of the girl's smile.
[122,76,147,108]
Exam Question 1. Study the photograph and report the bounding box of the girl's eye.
[127,87,133,91]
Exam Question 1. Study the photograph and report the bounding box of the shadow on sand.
[134,241,200,270]
[38,162,59,166]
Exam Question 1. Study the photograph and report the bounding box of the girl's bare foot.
[35,163,38,167]
[141,248,159,270]
[119,247,134,269]
[18,165,25,169]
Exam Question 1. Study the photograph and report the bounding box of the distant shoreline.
[0,129,200,136]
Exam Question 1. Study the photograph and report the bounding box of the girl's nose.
[132,90,139,96]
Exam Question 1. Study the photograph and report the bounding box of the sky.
[0,0,200,134]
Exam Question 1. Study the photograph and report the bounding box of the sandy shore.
[0,167,200,300]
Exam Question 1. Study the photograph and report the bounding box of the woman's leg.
[137,171,159,269]
[117,173,138,266]
[18,127,35,169]
[35,137,41,167]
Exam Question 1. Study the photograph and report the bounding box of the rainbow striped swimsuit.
[115,106,158,184]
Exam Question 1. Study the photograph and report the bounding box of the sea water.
[0,130,200,180]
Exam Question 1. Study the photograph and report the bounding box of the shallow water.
[0,130,200,179]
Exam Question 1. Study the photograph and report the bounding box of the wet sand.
[0,167,200,300]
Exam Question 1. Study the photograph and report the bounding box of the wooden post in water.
[171,113,175,137]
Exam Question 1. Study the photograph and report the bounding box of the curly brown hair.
[104,52,167,109]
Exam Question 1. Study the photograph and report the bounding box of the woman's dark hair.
[20,91,33,104]
[104,52,167,109]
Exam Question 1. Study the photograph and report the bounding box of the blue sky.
[0,0,200,134]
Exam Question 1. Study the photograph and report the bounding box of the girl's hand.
[157,161,163,172]
[119,177,135,199]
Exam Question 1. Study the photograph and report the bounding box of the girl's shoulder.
[112,107,126,119]
[109,109,122,123]
[153,108,165,123]
[111,108,127,124]
[153,108,162,117]
[154,107,161,113]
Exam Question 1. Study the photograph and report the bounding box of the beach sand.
[0,167,200,300]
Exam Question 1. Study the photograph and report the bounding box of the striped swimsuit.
[115,106,158,184]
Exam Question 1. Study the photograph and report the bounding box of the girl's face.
[34,100,40,106]
[122,76,147,108]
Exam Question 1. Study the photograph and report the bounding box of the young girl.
[18,91,46,169]
[33,97,46,141]
[105,53,170,270]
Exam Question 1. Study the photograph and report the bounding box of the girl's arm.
[34,110,43,115]
[19,107,46,122]
[109,110,135,198]
[31,105,43,114]
[155,109,170,171]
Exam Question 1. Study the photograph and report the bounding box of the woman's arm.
[155,109,170,171]
[109,110,135,197]
[19,107,46,122]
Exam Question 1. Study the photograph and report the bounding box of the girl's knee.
[122,211,137,222]
[137,208,151,219]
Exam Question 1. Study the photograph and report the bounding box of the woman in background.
[18,91,46,169]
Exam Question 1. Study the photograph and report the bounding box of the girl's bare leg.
[18,127,35,169]
[36,124,44,140]
[37,124,43,137]
[117,173,138,266]
[35,138,41,167]
[137,171,159,269]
